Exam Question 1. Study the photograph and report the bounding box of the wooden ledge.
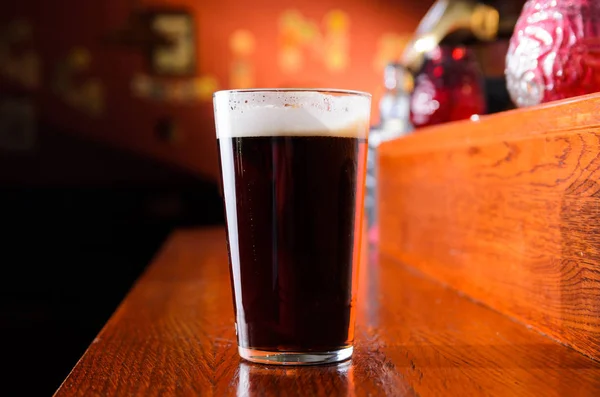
[379,93,600,361]
[54,229,600,396]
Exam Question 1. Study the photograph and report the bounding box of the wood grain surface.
[55,229,600,396]
[379,93,600,362]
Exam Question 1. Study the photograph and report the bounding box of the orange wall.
[1,0,431,182]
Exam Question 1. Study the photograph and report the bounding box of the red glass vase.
[410,46,486,129]
[506,0,600,107]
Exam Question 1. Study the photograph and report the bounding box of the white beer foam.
[214,90,371,139]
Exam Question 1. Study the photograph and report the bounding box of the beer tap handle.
[402,0,499,73]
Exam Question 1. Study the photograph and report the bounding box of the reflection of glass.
[506,0,600,107]
[214,89,371,365]
[236,361,353,396]
[410,46,486,128]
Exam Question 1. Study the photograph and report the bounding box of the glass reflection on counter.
[236,360,354,396]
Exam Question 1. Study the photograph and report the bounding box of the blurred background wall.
[1,0,432,182]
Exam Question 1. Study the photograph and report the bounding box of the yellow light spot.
[131,74,152,97]
[324,10,349,32]
[230,61,255,89]
[68,47,91,71]
[279,47,303,74]
[325,50,347,72]
[300,21,318,42]
[279,10,304,29]
[229,30,256,57]
[193,75,219,101]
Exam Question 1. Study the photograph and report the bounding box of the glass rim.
[213,88,372,98]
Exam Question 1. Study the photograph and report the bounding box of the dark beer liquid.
[218,135,367,352]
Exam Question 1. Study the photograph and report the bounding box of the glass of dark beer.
[214,89,371,365]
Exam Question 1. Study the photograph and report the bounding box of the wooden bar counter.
[55,228,600,396]
[55,94,600,396]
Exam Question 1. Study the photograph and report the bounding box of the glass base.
[238,346,353,366]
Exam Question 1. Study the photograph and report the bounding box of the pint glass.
[214,89,371,365]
